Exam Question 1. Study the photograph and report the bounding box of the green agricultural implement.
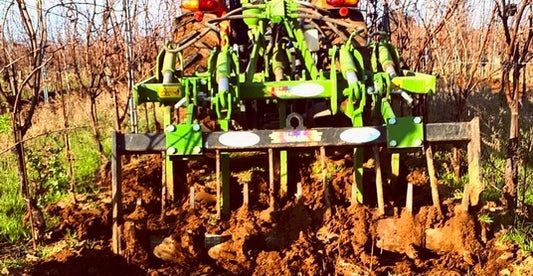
[110,0,482,254]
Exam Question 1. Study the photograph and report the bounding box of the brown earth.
[3,9,531,276]
[10,153,528,275]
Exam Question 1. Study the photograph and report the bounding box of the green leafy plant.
[26,141,69,207]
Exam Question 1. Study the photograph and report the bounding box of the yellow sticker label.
[159,85,181,98]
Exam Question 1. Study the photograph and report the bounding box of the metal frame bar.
[110,118,481,254]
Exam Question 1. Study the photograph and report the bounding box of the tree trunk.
[113,87,121,132]
[502,103,519,210]
[143,105,150,132]
[152,103,162,132]
[105,73,122,132]
[451,96,463,180]
[58,68,77,202]
[11,113,41,248]
[61,93,76,203]
[89,94,106,158]
[451,147,461,180]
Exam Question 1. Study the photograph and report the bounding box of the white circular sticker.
[291,83,324,97]
[340,128,381,144]
[218,132,261,148]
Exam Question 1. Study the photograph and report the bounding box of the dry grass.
[27,91,123,138]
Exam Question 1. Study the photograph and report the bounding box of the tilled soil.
[23,154,528,275]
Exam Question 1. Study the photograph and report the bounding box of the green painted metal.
[130,0,446,212]
[386,116,425,149]
[289,21,320,80]
[165,124,203,155]
[163,106,175,199]
[216,47,231,82]
[370,38,402,76]
[134,81,184,104]
[269,0,286,23]
[392,73,436,94]
[352,148,364,204]
[213,44,233,215]
[280,150,288,198]
[242,6,261,26]
[381,98,396,122]
[390,153,400,187]
[277,101,288,197]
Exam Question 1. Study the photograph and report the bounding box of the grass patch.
[477,213,494,224]
[0,114,10,133]
[0,127,105,242]
[37,241,68,260]
[71,130,101,184]
[0,154,29,242]
[0,94,117,243]
[501,222,533,253]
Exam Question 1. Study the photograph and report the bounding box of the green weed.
[0,257,29,271]
[37,241,67,260]
[208,215,217,226]
[501,222,533,253]
[233,167,264,183]
[71,131,101,185]
[477,213,494,224]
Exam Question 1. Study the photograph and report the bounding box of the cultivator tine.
[352,148,364,205]
[320,147,331,215]
[406,183,414,214]
[190,186,195,210]
[268,148,275,209]
[216,150,221,219]
[280,150,288,199]
[373,146,385,215]
[161,157,166,218]
[279,102,288,199]
[390,153,400,187]
[163,106,175,201]
[164,154,175,200]
[221,153,230,215]
[425,145,442,215]
[214,151,231,217]
[243,182,249,206]
[296,182,302,200]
